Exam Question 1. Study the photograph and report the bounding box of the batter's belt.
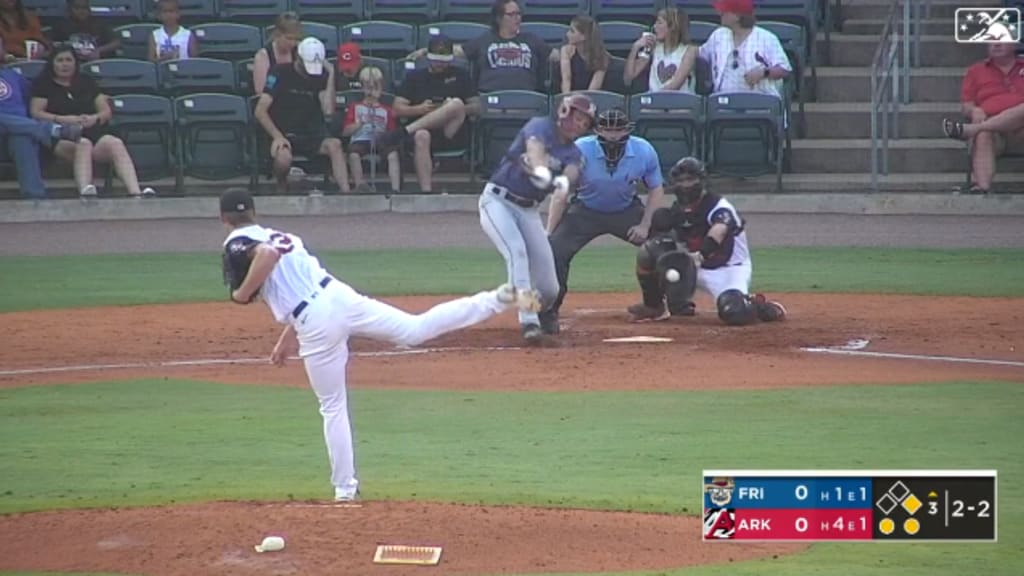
[485,182,539,209]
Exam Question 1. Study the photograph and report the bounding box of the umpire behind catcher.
[539,107,665,334]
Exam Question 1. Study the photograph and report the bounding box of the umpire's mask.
[595,107,634,171]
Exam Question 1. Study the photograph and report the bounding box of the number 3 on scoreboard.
[929,501,939,515]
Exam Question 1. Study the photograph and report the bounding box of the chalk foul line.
[801,339,1024,368]
[0,346,523,377]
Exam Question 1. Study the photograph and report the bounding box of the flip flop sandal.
[967,184,990,195]
[942,118,966,140]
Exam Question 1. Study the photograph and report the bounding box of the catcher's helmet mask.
[670,156,707,205]
[595,107,635,170]
[558,93,597,136]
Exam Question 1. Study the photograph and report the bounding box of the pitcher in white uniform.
[219,188,540,501]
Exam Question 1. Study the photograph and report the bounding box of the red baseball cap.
[336,42,362,75]
[712,0,755,15]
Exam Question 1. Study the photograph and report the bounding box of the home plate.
[603,336,674,343]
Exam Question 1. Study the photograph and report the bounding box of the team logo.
[704,476,735,507]
[954,8,1021,43]
[703,508,736,539]
[0,79,11,101]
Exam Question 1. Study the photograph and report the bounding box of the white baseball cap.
[297,37,325,75]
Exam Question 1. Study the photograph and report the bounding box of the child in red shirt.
[342,66,401,194]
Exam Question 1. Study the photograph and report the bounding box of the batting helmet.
[557,93,597,133]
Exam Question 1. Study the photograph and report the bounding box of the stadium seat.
[367,0,439,23]
[235,58,255,96]
[520,22,569,53]
[265,22,341,57]
[290,0,364,24]
[88,0,143,25]
[665,0,719,23]
[704,91,785,192]
[169,0,217,24]
[108,94,176,182]
[523,0,590,22]
[114,23,159,60]
[340,21,417,59]
[174,93,252,189]
[603,55,630,95]
[553,90,626,117]
[81,58,159,94]
[628,91,703,172]
[22,0,63,26]
[688,20,717,44]
[193,22,263,61]
[159,58,237,96]
[599,21,647,58]
[216,0,291,25]
[417,21,489,48]
[438,0,496,23]
[4,60,46,83]
[474,90,550,176]
[591,0,662,23]
[759,20,808,136]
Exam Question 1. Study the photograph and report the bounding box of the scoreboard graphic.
[701,470,996,542]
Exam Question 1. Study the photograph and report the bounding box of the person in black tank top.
[558,15,609,94]
[253,11,301,95]
[29,45,155,197]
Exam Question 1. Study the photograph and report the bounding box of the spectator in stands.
[252,11,301,94]
[385,34,478,193]
[148,0,197,63]
[559,15,609,93]
[625,7,697,93]
[700,0,791,99]
[49,0,119,61]
[0,38,81,198]
[946,42,1024,195]
[30,45,156,197]
[0,0,47,60]
[336,42,363,90]
[342,66,401,195]
[255,37,351,194]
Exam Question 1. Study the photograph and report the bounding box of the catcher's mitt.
[222,236,260,302]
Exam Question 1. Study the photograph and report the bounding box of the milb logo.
[703,508,736,539]
[955,8,1021,43]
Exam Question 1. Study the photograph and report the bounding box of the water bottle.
[638,32,655,60]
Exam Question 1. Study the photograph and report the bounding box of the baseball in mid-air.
[665,268,681,283]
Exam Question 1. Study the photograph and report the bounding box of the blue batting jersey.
[489,116,583,202]
[574,135,663,213]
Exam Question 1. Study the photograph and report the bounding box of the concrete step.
[802,102,961,139]
[709,172,1024,194]
[812,67,964,103]
[838,0,997,21]
[788,138,1024,173]
[840,18,952,36]
[818,34,987,67]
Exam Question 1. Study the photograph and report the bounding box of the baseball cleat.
[753,294,787,322]
[538,311,560,335]
[497,284,543,313]
[627,302,670,322]
[668,301,696,317]
[521,323,544,343]
[334,487,359,502]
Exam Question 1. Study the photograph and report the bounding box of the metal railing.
[869,0,931,191]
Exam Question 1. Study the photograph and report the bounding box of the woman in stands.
[30,45,156,197]
[624,7,697,93]
[0,0,47,60]
[253,11,302,94]
[559,15,609,93]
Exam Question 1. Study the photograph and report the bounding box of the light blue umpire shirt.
[573,135,664,213]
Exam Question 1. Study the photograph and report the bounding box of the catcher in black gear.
[629,156,787,326]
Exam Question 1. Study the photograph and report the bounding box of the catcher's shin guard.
[656,250,697,316]
[636,239,673,307]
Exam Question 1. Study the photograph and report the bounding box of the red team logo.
[704,508,737,539]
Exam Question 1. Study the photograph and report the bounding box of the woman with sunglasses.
[30,45,156,197]
[624,7,697,93]
[699,0,791,98]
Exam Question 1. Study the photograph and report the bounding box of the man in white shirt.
[699,0,792,99]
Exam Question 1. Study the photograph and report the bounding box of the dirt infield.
[1,291,1022,575]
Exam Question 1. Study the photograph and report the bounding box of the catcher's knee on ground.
[716,289,757,326]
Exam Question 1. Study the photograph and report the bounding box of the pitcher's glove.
[222,236,260,303]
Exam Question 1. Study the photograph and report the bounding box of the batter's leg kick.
[479,189,559,343]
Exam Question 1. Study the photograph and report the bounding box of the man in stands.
[945,42,1024,194]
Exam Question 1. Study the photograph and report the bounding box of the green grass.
[0,247,1021,312]
[1,380,1021,576]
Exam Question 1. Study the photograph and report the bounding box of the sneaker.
[627,302,670,322]
[79,184,97,198]
[538,310,560,335]
[334,488,359,502]
[668,301,696,317]
[496,284,542,313]
[141,187,157,197]
[522,323,544,344]
[753,294,787,322]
